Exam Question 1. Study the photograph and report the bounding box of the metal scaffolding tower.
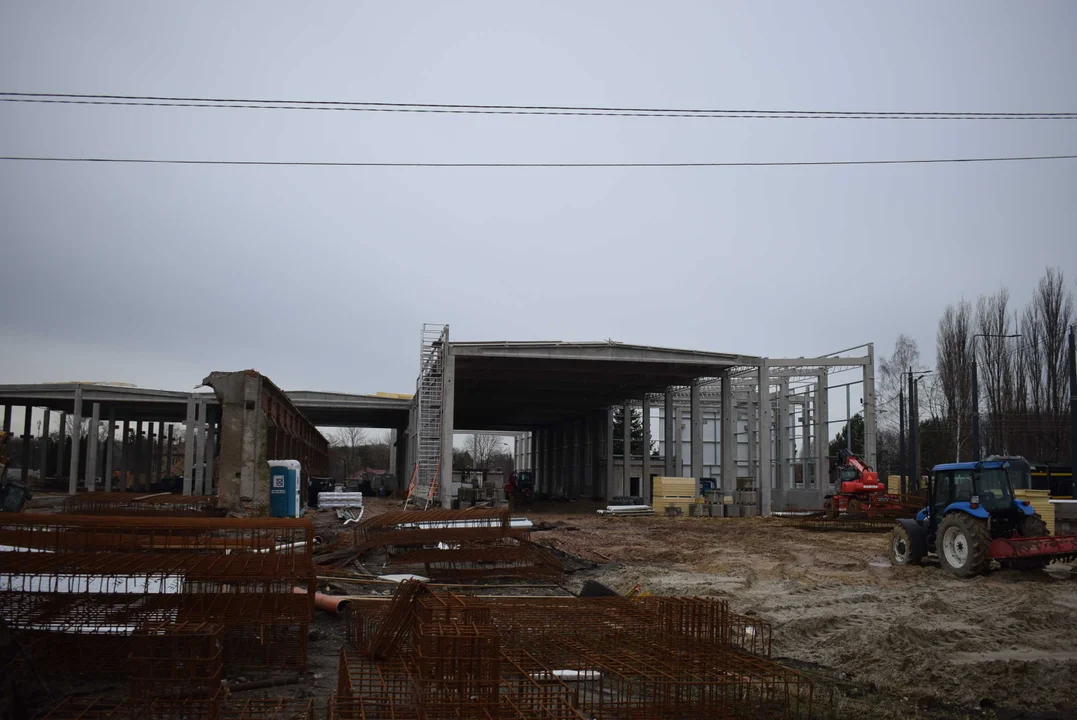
[408,324,448,509]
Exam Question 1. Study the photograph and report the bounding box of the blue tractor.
[890,457,1077,577]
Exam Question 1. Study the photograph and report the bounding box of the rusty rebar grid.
[219,698,314,720]
[389,541,563,582]
[62,493,222,518]
[39,696,128,720]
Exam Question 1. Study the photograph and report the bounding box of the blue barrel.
[268,460,301,517]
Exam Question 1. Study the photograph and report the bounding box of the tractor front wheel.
[823,497,838,520]
[1002,514,1051,571]
[936,514,992,578]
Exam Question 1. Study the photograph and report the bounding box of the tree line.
[875,267,1073,477]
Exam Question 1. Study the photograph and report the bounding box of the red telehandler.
[823,448,904,519]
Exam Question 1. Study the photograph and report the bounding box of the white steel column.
[85,402,101,491]
[720,372,735,493]
[758,360,773,515]
[67,386,82,495]
[440,344,455,509]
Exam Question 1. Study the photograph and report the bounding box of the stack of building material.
[652,476,697,515]
[333,583,812,719]
[317,491,364,509]
[1016,489,1055,534]
[597,504,654,516]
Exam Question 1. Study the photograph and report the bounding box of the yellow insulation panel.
[1015,489,1055,535]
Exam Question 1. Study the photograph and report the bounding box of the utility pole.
[908,369,917,491]
[1069,325,1076,472]
[898,386,906,495]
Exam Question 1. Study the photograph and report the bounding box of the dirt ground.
[519,503,1077,720]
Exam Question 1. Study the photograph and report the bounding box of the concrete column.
[778,379,790,491]
[20,407,33,486]
[68,387,83,494]
[166,424,174,479]
[56,412,67,479]
[85,403,100,491]
[389,429,398,474]
[40,410,51,481]
[204,422,217,494]
[583,418,593,496]
[674,407,684,477]
[120,419,129,489]
[574,419,582,499]
[183,396,196,495]
[747,392,758,482]
[690,380,703,481]
[663,390,674,476]
[816,373,829,491]
[440,345,455,509]
[641,395,651,503]
[155,421,165,487]
[194,399,207,495]
[758,360,773,515]
[134,421,144,491]
[621,400,631,497]
[104,410,115,492]
[605,406,614,503]
[802,398,811,486]
[146,421,156,489]
[720,373,735,493]
[1,405,9,434]
[864,343,878,469]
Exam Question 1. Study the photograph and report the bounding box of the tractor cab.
[919,458,1032,542]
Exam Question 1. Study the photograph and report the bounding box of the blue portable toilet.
[268,459,302,518]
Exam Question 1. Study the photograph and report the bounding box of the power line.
[2,154,1076,169]
[2,92,1076,120]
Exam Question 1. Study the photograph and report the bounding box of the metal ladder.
[407,323,448,509]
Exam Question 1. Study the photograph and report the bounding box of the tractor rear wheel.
[936,513,992,578]
[1002,514,1051,571]
[823,497,838,520]
[890,523,925,566]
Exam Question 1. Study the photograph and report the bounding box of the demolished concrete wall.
[203,370,269,512]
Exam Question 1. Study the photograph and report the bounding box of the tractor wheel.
[823,498,838,520]
[847,498,864,515]
[936,513,992,578]
[1002,514,1051,571]
[890,523,925,566]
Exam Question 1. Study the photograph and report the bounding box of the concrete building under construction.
[0,325,877,515]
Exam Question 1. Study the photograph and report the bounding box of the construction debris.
[317,491,364,509]
[597,504,654,516]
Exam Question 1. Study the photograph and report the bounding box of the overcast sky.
[2,1,1075,409]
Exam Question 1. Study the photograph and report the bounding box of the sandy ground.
[522,506,1077,720]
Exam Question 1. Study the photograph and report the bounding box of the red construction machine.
[823,448,903,519]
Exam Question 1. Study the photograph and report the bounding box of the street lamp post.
[971,333,1021,461]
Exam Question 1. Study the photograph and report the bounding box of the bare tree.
[976,288,1018,452]
[878,334,921,430]
[936,300,973,460]
[332,427,368,478]
[1032,267,1074,414]
[466,434,505,469]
